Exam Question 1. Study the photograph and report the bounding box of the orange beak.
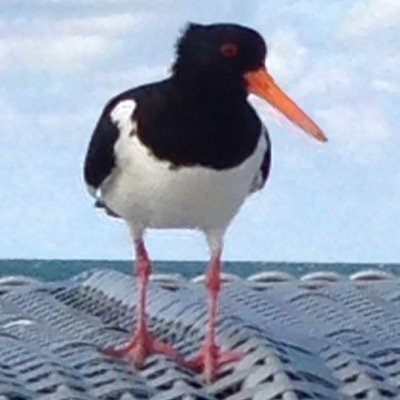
[244,67,327,142]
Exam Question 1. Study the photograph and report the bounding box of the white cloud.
[293,63,355,106]
[57,14,138,36]
[267,29,308,84]
[373,55,400,85]
[317,102,391,160]
[337,0,400,87]
[0,13,138,37]
[37,109,96,136]
[0,13,138,72]
[0,35,111,71]
[339,0,400,38]
[1,0,133,8]
[0,41,11,71]
[88,65,169,98]
[372,79,400,93]
[0,98,22,135]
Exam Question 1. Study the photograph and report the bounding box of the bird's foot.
[185,341,242,382]
[102,325,184,368]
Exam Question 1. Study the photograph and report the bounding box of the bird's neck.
[172,68,247,102]
[136,76,262,170]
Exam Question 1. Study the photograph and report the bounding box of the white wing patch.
[110,100,137,132]
[110,99,138,167]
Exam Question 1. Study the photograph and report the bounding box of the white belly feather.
[100,99,267,231]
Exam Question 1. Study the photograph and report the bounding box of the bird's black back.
[84,78,271,190]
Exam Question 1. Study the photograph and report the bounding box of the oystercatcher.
[84,23,327,381]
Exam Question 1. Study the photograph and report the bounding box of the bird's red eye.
[220,42,238,57]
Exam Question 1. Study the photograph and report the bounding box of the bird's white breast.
[101,100,267,231]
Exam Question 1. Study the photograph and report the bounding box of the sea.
[0,259,399,281]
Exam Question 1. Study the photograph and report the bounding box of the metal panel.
[0,268,399,399]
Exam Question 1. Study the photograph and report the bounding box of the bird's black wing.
[250,125,271,193]
[260,126,271,186]
[84,87,145,192]
[83,81,170,194]
[83,80,171,217]
[83,99,125,217]
[83,88,141,218]
[83,101,120,195]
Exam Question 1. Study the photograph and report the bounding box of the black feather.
[83,104,119,189]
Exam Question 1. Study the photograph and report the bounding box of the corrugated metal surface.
[0,268,399,399]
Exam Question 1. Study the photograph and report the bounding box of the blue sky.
[1,0,399,262]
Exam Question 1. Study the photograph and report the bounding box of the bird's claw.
[102,326,184,368]
[185,342,243,382]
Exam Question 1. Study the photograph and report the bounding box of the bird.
[83,22,327,381]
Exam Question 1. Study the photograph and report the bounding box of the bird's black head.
[172,23,267,94]
[172,22,327,142]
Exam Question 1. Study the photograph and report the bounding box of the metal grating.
[0,268,399,399]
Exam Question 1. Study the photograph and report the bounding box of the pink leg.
[102,238,184,367]
[186,249,242,381]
